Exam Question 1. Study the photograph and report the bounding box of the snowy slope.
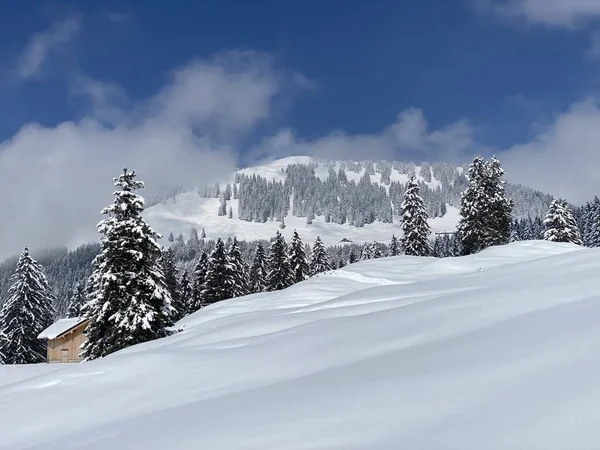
[145,192,460,246]
[2,241,599,449]
[145,155,459,245]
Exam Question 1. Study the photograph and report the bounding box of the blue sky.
[2,0,600,255]
[1,0,599,150]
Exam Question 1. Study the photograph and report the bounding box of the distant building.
[37,317,89,363]
[339,238,353,243]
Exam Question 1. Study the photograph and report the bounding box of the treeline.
[208,159,553,228]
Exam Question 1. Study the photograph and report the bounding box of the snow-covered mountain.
[0,240,596,449]
[144,156,550,246]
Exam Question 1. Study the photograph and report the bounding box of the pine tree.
[0,247,55,364]
[178,271,193,316]
[188,228,200,249]
[249,243,267,293]
[225,237,249,298]
[201,228,206,239]
[289,231,309,283]
[309,236,332,276]
[228,207,233,219]
[81,168,174,361]
[190,251,209,312]
[457,156,513,255]
[543,198,583,245]
[370,242,383,259]
[168,232,175,243]
[400,176,432,256]
[485,156,513,246]
[389,235,400,256]
[161,248,184,321]
[348,250,357,264]
[201,239,231,304]
[66,281,86,318]
[265,232,293,291]
[360,244,372,260]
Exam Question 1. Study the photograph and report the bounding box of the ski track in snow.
[0,240,596,450]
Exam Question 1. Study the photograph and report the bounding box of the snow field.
[0,241,595,449]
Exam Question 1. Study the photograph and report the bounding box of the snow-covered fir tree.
[309,236,332,276]
[178,271,193,316]
[265,231,294,291]
[190,251,209,312]
[370,242,383,259]
[543,198,583,245]
[401,176,432,256]
[0,247,55,364]
[289,231,309,283]
[348,250,357,264]
[389,235,400,256]
[188,228,200,248]
[201,239,231,304]
[248,243,267,293]
[360,244,371,260]
[457,156,512,255]
[66,281,86,318]
[81,169,174,361]
[161,247,184,321]
[225,237,249,298]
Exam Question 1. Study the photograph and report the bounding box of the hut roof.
[37,317,87,340]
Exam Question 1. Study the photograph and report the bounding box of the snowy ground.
[1,241,598,449]
[144,155,460,246]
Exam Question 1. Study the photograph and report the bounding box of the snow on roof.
[37,318,87,340]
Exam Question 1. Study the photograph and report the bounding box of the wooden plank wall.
[47,322,87,363]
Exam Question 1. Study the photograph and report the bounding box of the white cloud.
[0,51,300,258]
[478,0,600,27]
[17,16,82,80]
[248,108,477,164]
[501,98,600,204]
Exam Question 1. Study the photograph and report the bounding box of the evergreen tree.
[265,232,293,291]
[289,231,309,283]
[309,236,332,276]
[457,156,513,255]
[201,228,206,239]
[161,248,184,321]
[188,228,200,248]
[401,176,432,256]
[225,237,249,298]
[178,271,193,316]
[190,251,209,312]
[0,247,55,364]
[389,235,400,256]
[66,281,86,318]
[168,232,174,243]
[360,244,372,260]
[249,243,267,293]
[370,242,383,259]
[348,250,357,264]
[543,198,583,245]
[201,239,231,304]
[81,168,173,361]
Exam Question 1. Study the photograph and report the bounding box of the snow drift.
[0,241,597,449]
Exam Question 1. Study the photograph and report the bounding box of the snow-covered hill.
[1,240,598,449]
[145,156,462,245]
[145,191,460,247]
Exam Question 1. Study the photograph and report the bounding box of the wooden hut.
[37,317,89,363]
